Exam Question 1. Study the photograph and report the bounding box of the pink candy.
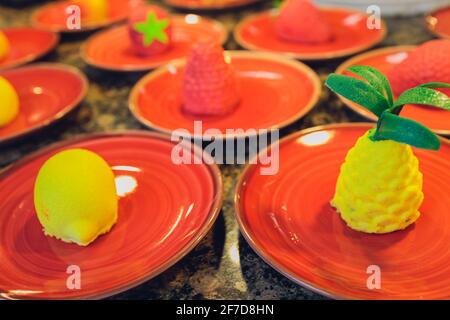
[182,42,240,116]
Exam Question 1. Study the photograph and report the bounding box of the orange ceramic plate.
[0,131,223,299]
[235,123,450,300]
[0,28,59,71]
[82,15,228,72]
[0,63,88,145]
[164,0,260,10]
[335,46,450,135]
[234,8,386,60]
[426,5,450,39]
[129,51,321,139]
[31,0,132,33]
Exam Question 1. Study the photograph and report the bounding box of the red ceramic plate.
[234,8,386,60]
[0,28,59,71]
[426,5,450,39]
[335,46,450,135]
[31,0,132,33]
[0,63,88,145]
[0,131,223,299]
[235,123,450,300]
[81,15,228,72]
[164,0,260,10]
[129,51,321,139]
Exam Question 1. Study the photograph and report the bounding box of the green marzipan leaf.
[394,86,450,111]
[372,112,441,150]
[326,74,389,117]
[419,82,450,89]
[347,66,394,107]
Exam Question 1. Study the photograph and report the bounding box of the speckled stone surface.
[0,0,436,300]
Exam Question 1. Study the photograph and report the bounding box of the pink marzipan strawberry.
[275,0,331,44]
[388,39,450,96]
[182,41,240,116]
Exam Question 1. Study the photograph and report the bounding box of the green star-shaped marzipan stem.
[325,65,450,151]
[134,12,169,46]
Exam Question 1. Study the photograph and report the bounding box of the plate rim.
[233,7,388,61]
[30,0,129,33]
[233,122,450,300]
[0,130,224,300]
[0,27,60,71]
[335,45,450,136]
[164,0,260,11]
[128,50,322,140]
[0,62,89,146]
[80,15,229,72]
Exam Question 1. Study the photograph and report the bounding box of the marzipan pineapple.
[326,66,450,233]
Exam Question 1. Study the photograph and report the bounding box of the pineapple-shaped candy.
[326,66,450,233]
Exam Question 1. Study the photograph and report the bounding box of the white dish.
[315,0,450,16]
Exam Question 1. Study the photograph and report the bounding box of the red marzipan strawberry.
[388,39,450,96]
[128,5,172,57]
[275,0,331,44]
[182,41,240,116]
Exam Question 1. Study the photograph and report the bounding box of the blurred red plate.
[0,63,88,145]
[0,28,59,71]
[235,123,450,300]
[81,15,228,72]
[129,51,321,139]
[426,5,450,39]
[164,0,260,10]
[0,131,223,299]
[31,0,132,33]
[234,8,386,60]
[335,46,450,135]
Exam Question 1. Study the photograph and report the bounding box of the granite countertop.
[0,0,436,299]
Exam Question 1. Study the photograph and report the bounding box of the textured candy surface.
[331,129,424,234]
[275,0,331,44]
[388,40,450,96]
[183,41,240,116]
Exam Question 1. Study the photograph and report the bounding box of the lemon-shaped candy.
[0,31,9,61]
[74,0,109,23]
[0,76,19,128]
[34,149,118,246]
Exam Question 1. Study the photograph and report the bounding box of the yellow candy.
[0,31,9,61]
[74,0,109,23]
[0,76,19,128]
[34,149,118,246]
[331,129,423,234]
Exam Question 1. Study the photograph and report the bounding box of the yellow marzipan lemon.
[34,149,118,246]
[0,76,19,128]
[0,31,9,61]
[331,129,424,234]
[74,0,109,24]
